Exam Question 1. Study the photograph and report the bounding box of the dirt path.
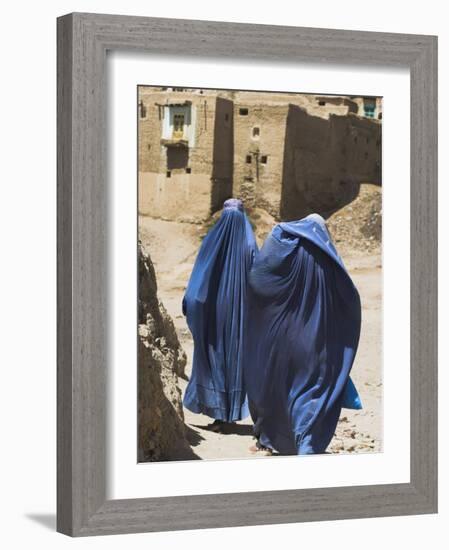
[139,216,382,458]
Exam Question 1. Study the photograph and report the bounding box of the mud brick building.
[138,87,382,222]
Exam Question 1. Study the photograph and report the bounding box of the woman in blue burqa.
[182,198,257,431]
[245,213,362,455]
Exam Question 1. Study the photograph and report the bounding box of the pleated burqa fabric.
[245,214,362,454]
[183,199,257,422]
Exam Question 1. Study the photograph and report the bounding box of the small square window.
[166,171,171,178]
[246,155,252,164]
[252,127,260,137]
[239,108,249,116]
[318,100,326,106]
[261,155,268,164]
[186,167,191,174]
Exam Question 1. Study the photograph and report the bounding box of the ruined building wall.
[230,94,372,220]
[280,105,381,220]
[138,88,382,223]
[331,114,381,185]
[138,91,224,222]
[311,96,359,117]
[138,93,163,174]
[234,91,359,120]
[280,105,331,220]
[233,102,287,217]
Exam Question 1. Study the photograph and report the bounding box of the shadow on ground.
[25,513,56,531]
[185,424,205,447]
[191,422,254,437]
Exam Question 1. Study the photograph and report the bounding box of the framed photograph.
[57,12,437,536]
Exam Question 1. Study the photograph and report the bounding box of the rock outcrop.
[138,243,195,461]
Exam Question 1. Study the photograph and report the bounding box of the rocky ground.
[326,183,382,255]
[139,187,382,459]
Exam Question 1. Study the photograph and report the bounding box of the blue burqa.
[245,214,362,454]
[183,199,257,422]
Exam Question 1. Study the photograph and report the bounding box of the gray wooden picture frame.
[57,12,438,537]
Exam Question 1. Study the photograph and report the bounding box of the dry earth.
[139,206,382,460]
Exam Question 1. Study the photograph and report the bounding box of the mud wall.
[232,102,287,217]
[138,172,213,222]
[138,90,224,222]
[280,105,381,220]
[138,88,381,223]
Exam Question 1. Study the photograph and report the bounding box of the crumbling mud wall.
[138,88,382,223]
[138,90,227,223]
[280,105,381,220]
[138,243,196,461]
[233,102,288,217]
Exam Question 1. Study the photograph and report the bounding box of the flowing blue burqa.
[245,214,362,454]
[183,199,257,422]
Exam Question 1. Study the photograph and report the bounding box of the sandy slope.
[139,216,382,459]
